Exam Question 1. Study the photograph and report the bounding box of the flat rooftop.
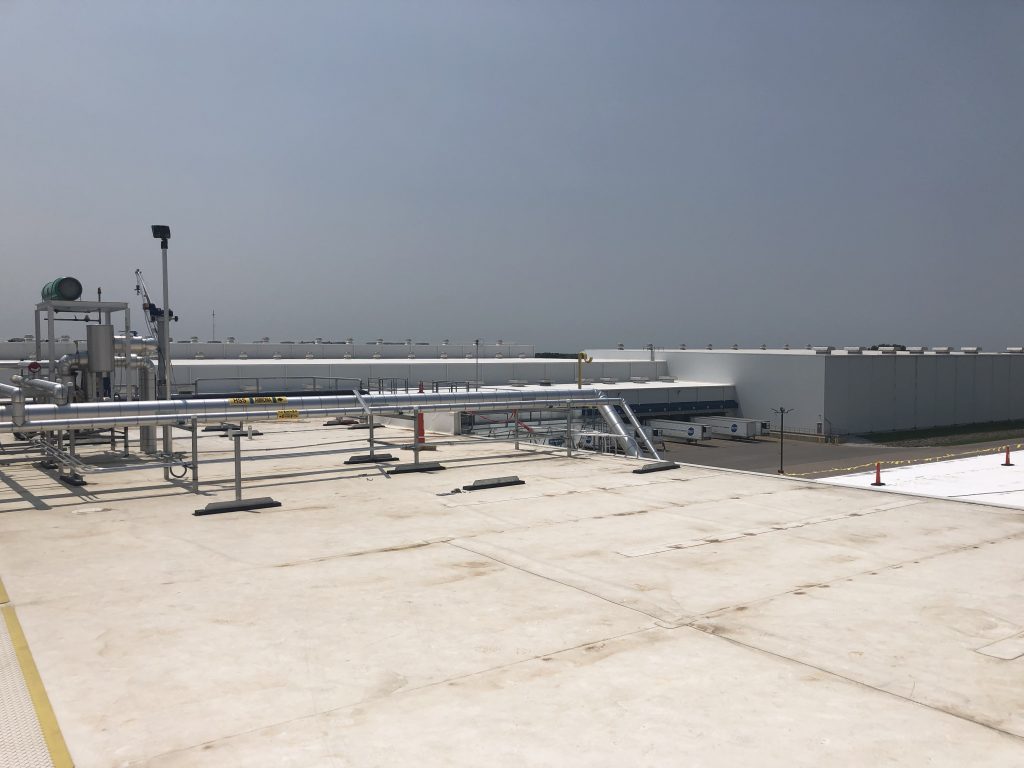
[829,451,1024,510]
[1,423,1023,765]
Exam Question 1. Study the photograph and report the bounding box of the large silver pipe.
[55,352,158,451]
[617,400,661,459]
[596,402,642,458]
[10,375,69,405]
[0,389,631,434]
[134,356,158,453]
[0,338,157,373]
[0,382,26,427]
[117,336,158,355]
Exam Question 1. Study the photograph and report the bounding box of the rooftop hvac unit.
[599,377,616,384]
[1006,347,1024,354]
[932,347,951,354]
[907,346,927,354]
[658,376,676,382]
[812,346,834,354]
[960,347,981,354]
[844,346,864,354]
[41,276,83,302]
[630,376,649,383]
[878,346,897,354]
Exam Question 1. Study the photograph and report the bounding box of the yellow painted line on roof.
[2,604,74,768]
[0,577,8,605]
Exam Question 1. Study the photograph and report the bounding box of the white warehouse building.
[590,346,1024,437]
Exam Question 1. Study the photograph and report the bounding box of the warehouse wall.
[591,348,1024,435]
[590,349,827,432]
[824,354,1024,434]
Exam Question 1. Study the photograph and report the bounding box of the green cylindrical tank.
[41,277,83,301]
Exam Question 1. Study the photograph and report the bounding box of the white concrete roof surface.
[1,424,1023,766]
[827,452,1024,509]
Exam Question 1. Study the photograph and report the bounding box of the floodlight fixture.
[151,225,171,240]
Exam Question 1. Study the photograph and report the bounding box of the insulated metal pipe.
[117,336,158,355]
[0,389,624,434]
[0,382,26,427]
[596,403,642,458]
[0,338,157,373]
[1,400,609,431]
[10,375,69,405]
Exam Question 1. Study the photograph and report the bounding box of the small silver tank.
[86,324,116,372]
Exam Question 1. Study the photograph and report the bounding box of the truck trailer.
[646,419,711,443]
[687,415,763,440]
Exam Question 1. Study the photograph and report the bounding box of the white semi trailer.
[646,419,710,443]
[688,415,763,440]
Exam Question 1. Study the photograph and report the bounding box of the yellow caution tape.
[789,443,1024,477]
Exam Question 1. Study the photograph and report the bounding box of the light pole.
[151,225,173,464]
[772,406,793,474]
[475,339,480,391]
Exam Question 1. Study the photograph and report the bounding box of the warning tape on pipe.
[788,443,1024,477]
[228,396,289,406]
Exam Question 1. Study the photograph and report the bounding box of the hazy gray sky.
[2,1,1022,351]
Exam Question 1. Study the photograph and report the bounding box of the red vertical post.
[1003,446,1014,467]
[871,461,885,486]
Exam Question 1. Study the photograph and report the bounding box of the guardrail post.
[233,431,243,500]
[191,417,200,493]
[413,408,421,465]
